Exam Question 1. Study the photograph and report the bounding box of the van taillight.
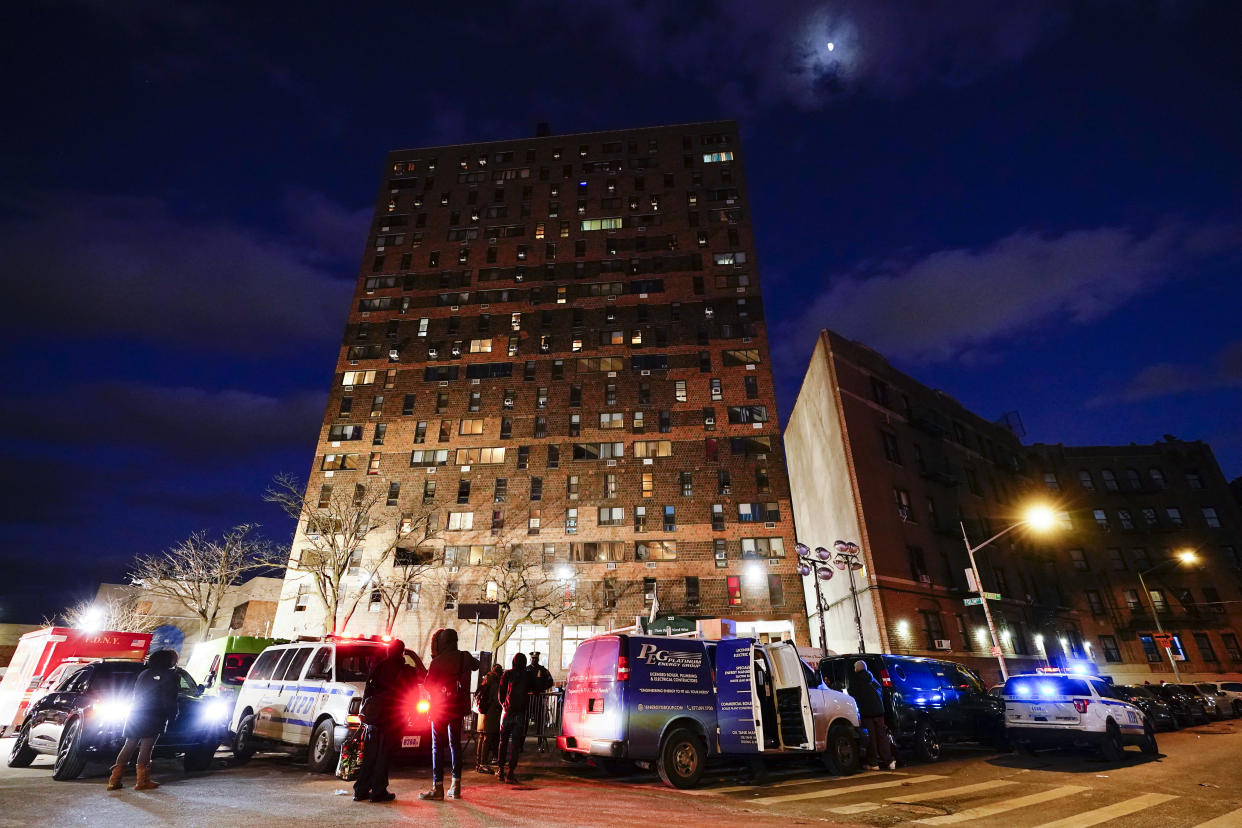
[1073,699,1091,714]
[879,668,893,688]
[617,654,630,681]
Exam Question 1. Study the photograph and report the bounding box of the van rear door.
[766,642,815,750]
[562,635,624,753]
[716,638,761,753]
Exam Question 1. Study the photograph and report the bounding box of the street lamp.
[960,504,1058,682]
[1136,548,1198,682]
[795,540,866,654]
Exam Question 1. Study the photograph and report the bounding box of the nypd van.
[558,634,862,788]
[228,636,426,772]
[1001,671,1158,761]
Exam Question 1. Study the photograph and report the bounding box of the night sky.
[2,1,1240,622]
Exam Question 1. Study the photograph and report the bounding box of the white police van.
[559,634,862,788]
[228,636,426,772]
[1001,671,1158,761]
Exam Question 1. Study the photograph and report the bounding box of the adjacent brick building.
[785,330,1242,684]
[271,121,802,674]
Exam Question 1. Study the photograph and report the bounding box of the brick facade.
[272,121,803,675]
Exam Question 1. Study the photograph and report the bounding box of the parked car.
[819,654,1005,762]
[1198,682,1242,718]
[184,635,288,723]
[559,635,862,788]
[1001,672,1156,761]
[1177,684,1223,720]
[1152,684,1210,726]
[6,661,227,779]
[228,636,427,773]
[1113,685,1178,731]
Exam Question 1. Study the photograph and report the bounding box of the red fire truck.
[0,627,151,734]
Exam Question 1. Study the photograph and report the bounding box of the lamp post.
[796,540,866,654]
[1136,549,1198,682]
[959,505,1058,683]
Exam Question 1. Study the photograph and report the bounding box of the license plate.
[401,735,420,748]
[1029,705,1047,717]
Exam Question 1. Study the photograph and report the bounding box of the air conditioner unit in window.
[606,562,617,570]
[450,305,460,311]
[427,348,438,358]
[720,487,732,496]
[704,307,714,318]
[514,273,523,281]
[704,417,715,426]
[918,574,932,584]
[349,359,359,366]
[644,592,655,600]
[640,369,651,376]
[470,378,480,385]
[764,521,776,529]
[480,303,489,309]
[388,349,399,361]
[503,397,514,407]
[934,640,952,650]
[439,381,449,387]
[742,337,752,343]
[769,558,780,567]
[451,347,462,357]
[606,294,617,301]
[449,566,459,574]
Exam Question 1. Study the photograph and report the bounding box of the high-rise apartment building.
[271,121,802,673]
[785,330,1242,685]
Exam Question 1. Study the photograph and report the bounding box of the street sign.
[982,592,1002,601]
[1151,632,1174,647]
[457,602,500,620]
[965,568,979,593]
[963,597,983,606]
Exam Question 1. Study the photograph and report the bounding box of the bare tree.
[46,592,160,633]
[127,524,280,642]
[266,473,439,635]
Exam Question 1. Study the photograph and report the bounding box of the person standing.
[353,639,419,803]
[527,651,555,751]
[420,628,479,801]
[496,652,534,783]
[106,649,180,791]
[848,660,896,771]
[474,664,503,773]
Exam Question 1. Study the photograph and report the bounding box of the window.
[1078,470,1095,490]
[1149,467,1167,489]
[459,418,484,435]
[1093,509,1109,529]
[637,540,677,561]
[1043,472,1060,491]
[385,481,400,506]
[1098,635,1122,663]
[727,575,742,605]
[767,575,785,607]
[447,511,474,531]
[1194,633,1217,662]
[1149,588,1168,613]
[741,538,785,558]
[893,488,913,522]
[328,424,364,441]
[423,479,436,503]
[674,381,687,402]
[1117,509,1134,530]
[1202,507,1221,528]
[597,507,624,526]
[1141,508,1158,527]
[1085,590,1105,615]
[321,453,360,471]
[1166,507,1184,527]
[316,484,333,508]
[529,477,543,501]
[634,440,673,458]
[1222,633,1242,662]
[528,508,541,534]
[1069,549,1089,571]
[662,505,676,531]
[870,378,890,407]
[1132,547,1152,569]
[881,432,901,464]
[918,610,945,649]
[599,412,624,429]
[1107,548,1126,570]
[744,376,758,398]
[453,446,507,465]
[907,546,928,581]
[1126,468,1142,489]
[680,471,693,497]
[1185,470,1203,489]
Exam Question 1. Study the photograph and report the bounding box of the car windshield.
[335,645,388,682]
[1222,683,1242,692]
[221,653,259,686]
[1003,675,1090,697]
[91,664,144,695]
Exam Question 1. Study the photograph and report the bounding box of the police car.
[1001,671,1158,761]
[228,636,426,772]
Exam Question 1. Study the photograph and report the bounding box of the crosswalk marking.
[914,785,1089,825]
[1193,807,1242,827]
[886,779,1018,802]
[680,769,903,796]
[1031,793,1178,828]
[752,774,947,805]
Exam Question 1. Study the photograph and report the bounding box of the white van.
[228,636,426,772]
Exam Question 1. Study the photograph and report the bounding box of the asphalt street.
[2,721,1240,827]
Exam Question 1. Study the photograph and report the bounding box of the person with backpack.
[420,628,478,801]
[496,652,534,783]
[848,660,896,771]
[106,649,180,791]
[353,639,420,803]
[473,663,503,773]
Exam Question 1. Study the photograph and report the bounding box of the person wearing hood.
[495,651,535,783]
[353,639,420,803]
[848,660,896,771]
[420,628,479,801]
[473,664,503,773]
[106,648,180,791]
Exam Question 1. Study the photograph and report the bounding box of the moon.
[826,42,835,51]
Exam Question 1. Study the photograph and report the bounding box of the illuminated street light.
[960,502,1060,682]
[1136,548,1199,681]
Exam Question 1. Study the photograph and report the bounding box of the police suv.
[1001,671,1158,761]
[228,636,426,772]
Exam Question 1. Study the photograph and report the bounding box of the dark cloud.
[557,0,1068,112]
[0,382,326,461]
[283,190,373,263]
[1090,340,1242,405]
[0,192,355,352]
[775,218,1242,367]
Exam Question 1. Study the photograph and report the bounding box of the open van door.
[715,638,761,753]
[765,642,815,750]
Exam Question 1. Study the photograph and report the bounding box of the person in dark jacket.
[474,664,503,773]
[419,628,479,801]
[107,649,180,791]
[353,640,419,803]
[496,652,534,783]
[527,651,555,751]
[848,660,896,770]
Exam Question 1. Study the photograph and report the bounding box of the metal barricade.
[528,689,564,752]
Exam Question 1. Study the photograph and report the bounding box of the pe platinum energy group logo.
[636,643,703,668]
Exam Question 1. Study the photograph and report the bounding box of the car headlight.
[203,700,231,721]
[94,699,133,722]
